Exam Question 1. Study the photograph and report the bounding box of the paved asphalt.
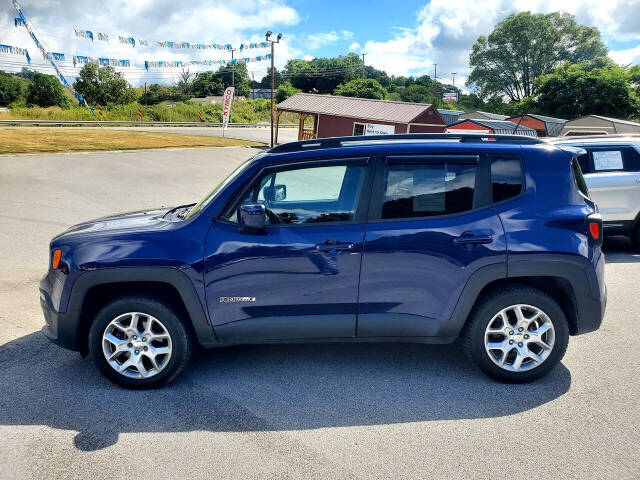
[0,147,638,479]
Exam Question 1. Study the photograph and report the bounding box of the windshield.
[184,155,258,219]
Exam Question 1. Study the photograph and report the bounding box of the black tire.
[89,296,192,389]
[463,285,569,383]
[631,226,640,252]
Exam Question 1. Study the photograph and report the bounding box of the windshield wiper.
[163,204,195,220]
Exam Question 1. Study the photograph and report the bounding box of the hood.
[55,207,173,239]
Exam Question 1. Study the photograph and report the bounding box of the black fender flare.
[438,253,605,338]
[67,267,219,349]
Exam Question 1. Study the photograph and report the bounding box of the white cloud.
[303,30,355,50]
[0,0,301,85]
[348,42,360,52]
[363,0,640,84]
[610,45,640,65]
[302,54,315,61]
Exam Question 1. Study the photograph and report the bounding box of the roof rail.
[269,133,544,153]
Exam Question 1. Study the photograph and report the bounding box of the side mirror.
[263,184,286,202]
[238,202,266,230]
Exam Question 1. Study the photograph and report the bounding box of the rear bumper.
[40,287,80,351]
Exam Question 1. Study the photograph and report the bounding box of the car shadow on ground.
[0,332,571,452]
[602,236,640,263]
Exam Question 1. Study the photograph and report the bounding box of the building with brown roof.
[275,93,446,143]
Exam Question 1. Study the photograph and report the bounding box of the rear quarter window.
[571,157,590,198]
[490,155,523,203]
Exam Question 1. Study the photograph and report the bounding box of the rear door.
[581,145,640,224]
[357,153,514,338]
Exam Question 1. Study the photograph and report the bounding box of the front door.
[357,153,515,338]
[204,158,372,343]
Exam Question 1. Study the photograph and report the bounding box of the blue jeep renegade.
[39,133,607,388]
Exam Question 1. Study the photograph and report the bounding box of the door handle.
[453,233,493,245]
[315,241,355,252]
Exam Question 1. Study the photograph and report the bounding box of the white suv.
[552,135,640,249]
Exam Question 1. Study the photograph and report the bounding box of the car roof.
[258,134,567,167]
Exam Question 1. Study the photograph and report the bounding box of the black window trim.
[217,156,374,228]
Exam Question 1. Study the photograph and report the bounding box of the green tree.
[73,64,137,105]
[26,73,69,108]
[275,81,300,103]
[0,71,29,106]
[176,69,195,97]
[535,59,638,119]
[260,67,283,89]
[140,83,188,105]
[398,84,437,104]
[467,12,607,101]
[334,78,387,99]
[284,53,362,93]
[192,71,224,96]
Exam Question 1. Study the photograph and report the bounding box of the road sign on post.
[222,86,234,137]
[97,105,104,117]
[441,88,459,103]
[198,110,203,121]
[137,106,143,120]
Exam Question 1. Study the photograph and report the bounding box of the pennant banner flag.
[72,28,269,51]
[73,55,130,67]
[11,0,93,114]
[47,52,65,61]
[146,53,271,70]
[0,43,31,63]
[74,29,93,41]
[14,17,25,27]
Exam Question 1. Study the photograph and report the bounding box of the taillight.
[587,213,602,247]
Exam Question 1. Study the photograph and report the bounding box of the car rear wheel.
[89,297,191,388]
[463,286,569,383]
[631,226,640,251]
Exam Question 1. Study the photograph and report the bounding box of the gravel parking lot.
[0,147,638,479]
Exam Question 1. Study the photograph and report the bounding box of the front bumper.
[40,288,80,351]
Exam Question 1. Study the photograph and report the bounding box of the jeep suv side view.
[551,135,640,249]
[39,133,606,388]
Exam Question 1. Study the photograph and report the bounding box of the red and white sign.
[222,86,234,128]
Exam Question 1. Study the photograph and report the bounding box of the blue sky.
[1,0,639,87]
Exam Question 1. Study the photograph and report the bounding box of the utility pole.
[361,52,367,80]
[144,82,147,107]
[252,72,255,100]
[266,31,282,148]
[230,48,236,96]
[433,63,438,81]
[451,72,456,87]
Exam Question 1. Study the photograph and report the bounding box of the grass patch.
[0,99,303,124]
[0,128,262,154]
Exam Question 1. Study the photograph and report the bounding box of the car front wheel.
[89,297,192,388]
[463,286,569,383]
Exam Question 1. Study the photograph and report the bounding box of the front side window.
[227,164,365,225]
[382,162,477,219]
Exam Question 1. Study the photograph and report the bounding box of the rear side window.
[382,162,477,219]
[572,158,590,198]
[490,155,522,203]
[586,146,640,173]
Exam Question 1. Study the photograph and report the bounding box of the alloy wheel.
[102,312,172,379]
[484,304,555,372]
